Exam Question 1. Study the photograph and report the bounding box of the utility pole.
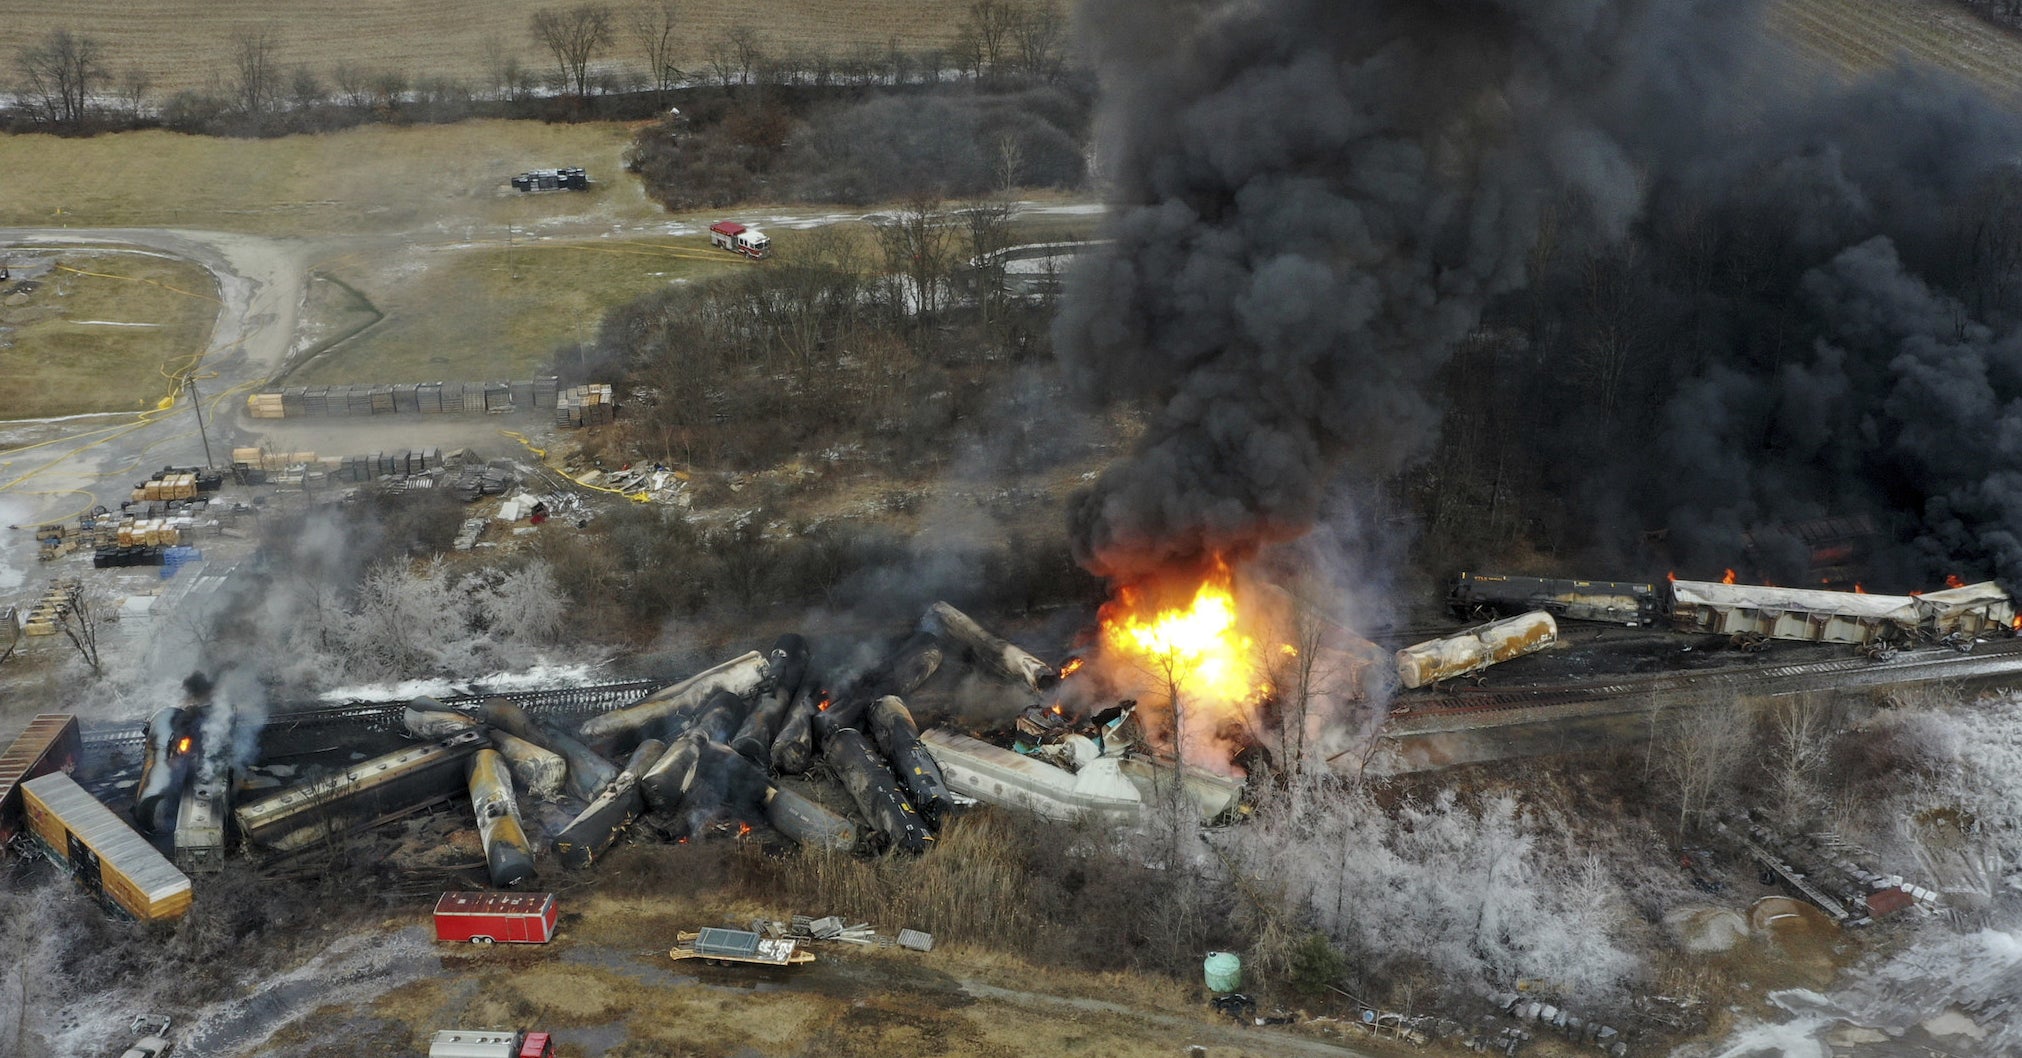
[185,375,216,470]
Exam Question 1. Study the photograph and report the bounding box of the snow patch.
[318,660,611,703]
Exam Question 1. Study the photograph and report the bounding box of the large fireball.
[1097,555,1263,733]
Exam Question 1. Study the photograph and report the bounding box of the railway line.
[1387,636,2022,735]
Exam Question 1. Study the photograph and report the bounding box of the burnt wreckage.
[86,604,1137,891]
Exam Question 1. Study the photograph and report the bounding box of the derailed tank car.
[235,730,484,852]
[22,772,192,922]
[1449,572,1660,626]
[1396,611,1558,689]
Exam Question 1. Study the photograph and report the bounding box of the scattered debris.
[511,167,588,191]
[669,927,815,966]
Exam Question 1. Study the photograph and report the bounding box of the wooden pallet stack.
[131,472,200,503]
[555,383,615,428]
[243,377,563,418]
[19,581,77,637]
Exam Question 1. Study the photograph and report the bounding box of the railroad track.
[1391,637,2022,725]
[81,679,662,753]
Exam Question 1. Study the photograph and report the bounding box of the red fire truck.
[708,220,770,259]
[433,892,557,944]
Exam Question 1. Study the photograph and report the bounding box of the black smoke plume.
[1058,0,2022,590]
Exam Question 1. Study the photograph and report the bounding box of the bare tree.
[288,66,325,110]
[722,24,763,86]
[963,0,1018,73]
[369,68,410,110]
[1764,693,1840,817]
[958,198,1019,326]
[1011,1,1067,81]
[231,26,281,116]
[331,62,370,109]
[16,30,107,127]
[1656,699,1749,838]
[530,4,615,100]
[481,35,532,102]
[116,67,153,122]
[872,196,957,331]
[630,1,682,104]
[476,561,567,645]
[53,581,106,676]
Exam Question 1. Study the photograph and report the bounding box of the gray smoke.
[1054,0,1748,579]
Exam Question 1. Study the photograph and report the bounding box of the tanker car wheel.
[472,936,494,945]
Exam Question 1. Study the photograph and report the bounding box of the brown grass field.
[0,0,973,97]
[0,121,659,236]
[0,250,220,419]
[1766,0,2022,101]
[287,237,747,384]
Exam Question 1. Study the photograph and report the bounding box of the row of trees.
[589,198,1053,470]
[7,0,1072,133]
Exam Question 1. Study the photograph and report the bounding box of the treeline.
[573,204,1061,468]
[626,84,1089,209]
[4,0,1073,138]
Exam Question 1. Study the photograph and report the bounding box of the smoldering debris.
[119,601,1092,894]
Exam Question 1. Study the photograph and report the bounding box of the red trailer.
[433,892,557,944]
[1,714,82,846]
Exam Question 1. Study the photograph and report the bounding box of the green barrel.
[1203,951,1242,993]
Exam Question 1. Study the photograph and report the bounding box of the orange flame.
[1666,570,1677,583]
[1854,583,1866,594]
[1098,554,1259,720]
[816,695,831,712]
[1058,657,1086,678]
[2011,614,2021,632]
[175,736,192,754]
[1721,569,1738,585]
[1946,574,1967,589]
[737,822,753,837]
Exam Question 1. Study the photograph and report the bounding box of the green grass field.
[0,251,221,419]
[285,238,748,384]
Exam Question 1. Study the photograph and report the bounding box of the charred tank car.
[1448,572,1661,627]
[134,706,200,834]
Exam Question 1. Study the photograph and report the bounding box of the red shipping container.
[433,892,557,944]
